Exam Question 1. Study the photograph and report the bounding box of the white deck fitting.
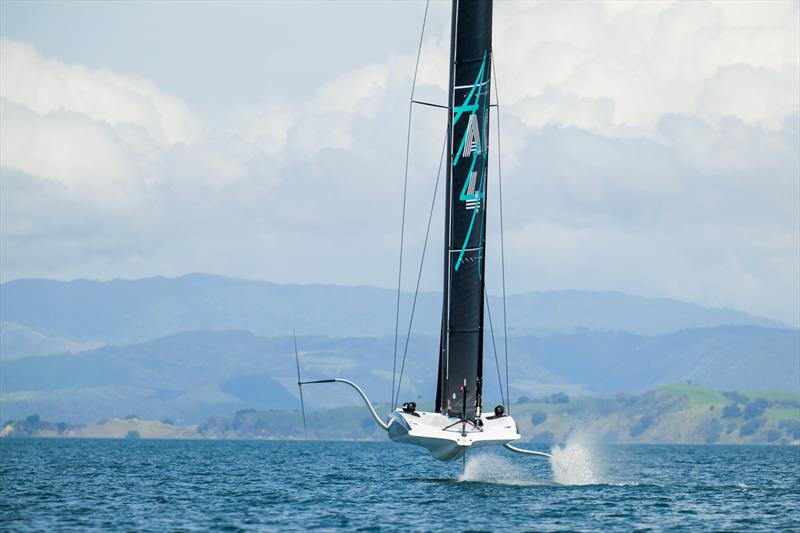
[387,410,521,461]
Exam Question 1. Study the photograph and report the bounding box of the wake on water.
[458,436,603,486]
[458,453,545,486]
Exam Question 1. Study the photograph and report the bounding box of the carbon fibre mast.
[292,0,550,462]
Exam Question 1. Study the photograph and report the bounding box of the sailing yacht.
[297,0,550,462]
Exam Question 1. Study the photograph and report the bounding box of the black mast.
[436,0,493,420]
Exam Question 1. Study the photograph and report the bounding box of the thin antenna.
[293,330,308,438]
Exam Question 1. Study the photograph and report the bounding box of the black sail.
[436,0,493,420]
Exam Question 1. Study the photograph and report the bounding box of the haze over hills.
[0,274,787,350]
[1,274,796,426]
[2,327,797,424]
[0,321,102,360]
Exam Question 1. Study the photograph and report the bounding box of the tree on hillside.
[722,403,741,418]
[739,418,765,437]
[531,411,548,425]
[744,398,768,419]
[697,418,722,443]
[545,392,570,404]
[779,419,800,439]
[723,391,749,404]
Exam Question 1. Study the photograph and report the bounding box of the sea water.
[1,439,798,531]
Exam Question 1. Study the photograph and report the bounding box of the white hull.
[387,409,521,461]
[295,379,551,460]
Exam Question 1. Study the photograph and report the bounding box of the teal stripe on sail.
[454,52,490,272]
[452,53,487,166]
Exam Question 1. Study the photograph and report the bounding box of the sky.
[1,0,798,326]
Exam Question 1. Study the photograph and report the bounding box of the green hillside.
[4,385,797,445]
[511,384,799,445]
[3,326,798,425]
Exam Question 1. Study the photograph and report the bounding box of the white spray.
[457,434,605,486]
[549,436,603,485]
[458,453,543,486]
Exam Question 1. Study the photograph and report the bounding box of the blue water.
[1,439,798,531]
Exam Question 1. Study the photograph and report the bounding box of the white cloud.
[491,1,800,131]
[489,119,799,323]
[513,87,615,131]
[0,39,200,146]
[0,38,206,203]
[698,64,799,128]
[309,64,389,117]
[1,0,798,326]
[0,100,146,205]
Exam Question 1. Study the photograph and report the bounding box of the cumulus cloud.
[698,64,799,127]
[0,39,200,146]
[491,0,799,132]
[1,0,798,325]
[0,38,206,204]
[1,100,148,201]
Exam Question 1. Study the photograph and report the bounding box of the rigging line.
[484,289,506,408]
[394,130,447,410]
[293,330,308,438]
[492,54,511,414]
[392,0,430,409]
[412,100,448,110]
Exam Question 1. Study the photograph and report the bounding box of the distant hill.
[0,321,102,360]
[0,330,303,424]
[508,326,800,395]
[0,415,199,440]
[503,290,786,335]
[2,326,797,424]
[195,384,800,445]
[5,385,797,446]
[0,274,786,351]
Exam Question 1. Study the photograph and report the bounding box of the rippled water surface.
[1,439,798,531]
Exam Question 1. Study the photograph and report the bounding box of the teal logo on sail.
[453,52,489,273]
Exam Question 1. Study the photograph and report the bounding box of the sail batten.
[437,0,493,421]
